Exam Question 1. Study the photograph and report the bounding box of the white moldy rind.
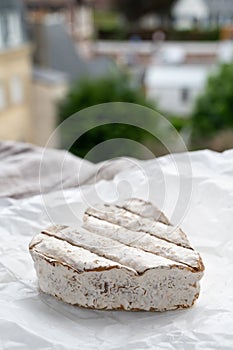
[118,198,170,225]
[31,230,189,274]
[82,216,202,270]
[29,199,204,311]
[31,249,201,311]
[85,204,191,249]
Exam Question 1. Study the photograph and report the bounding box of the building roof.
[0,0,24,10]
[145,64,214,89]
[33,67,68,85]
[204,0,233,18]
[32,19,118,82]
[41,21,88,80]
[93,40,219,56]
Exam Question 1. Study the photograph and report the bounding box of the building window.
[181,88,189,102]
[10,76,24,104]
[0,15,5,49]
[0,83,6,111]
[7,11,23,47]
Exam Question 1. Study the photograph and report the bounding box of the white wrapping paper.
[1,149,233,349]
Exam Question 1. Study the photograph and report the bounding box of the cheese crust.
[29,198,204,311]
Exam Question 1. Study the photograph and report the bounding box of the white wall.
[147,87,202,116]
[172,0,209,29]
[31,80,68,147]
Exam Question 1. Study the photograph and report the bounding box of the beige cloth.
[0,141,136,199]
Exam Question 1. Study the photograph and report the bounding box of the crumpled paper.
[1,149,233,349]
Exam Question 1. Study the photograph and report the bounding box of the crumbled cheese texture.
[29,198,204,311]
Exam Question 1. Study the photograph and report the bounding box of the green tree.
[115,0,177,25]
[191,63,233,148]
[58,74,156,160]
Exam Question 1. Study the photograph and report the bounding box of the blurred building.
[173,0,233,29]
[145,64,212,117]
[31,68,68,147]
[145,40,233,117]
[25,0,94,42]
[92,40,221,65]
[0,0,32,142]
[28,16,117,82]
[91,0,114,11]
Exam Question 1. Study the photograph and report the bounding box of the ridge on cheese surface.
[29,198,204,311]
[85,201,192,249]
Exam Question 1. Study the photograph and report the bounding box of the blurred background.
[1,0,233,160]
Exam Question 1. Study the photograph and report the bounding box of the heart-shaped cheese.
[29,198,204,311]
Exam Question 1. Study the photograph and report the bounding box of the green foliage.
[93,10,122,31]
[191,63,233,147]
[167,28,220,41]
[115,0,177,22]
[58,74,156,160]
[93,10,126,40]
[168,116,190,132]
